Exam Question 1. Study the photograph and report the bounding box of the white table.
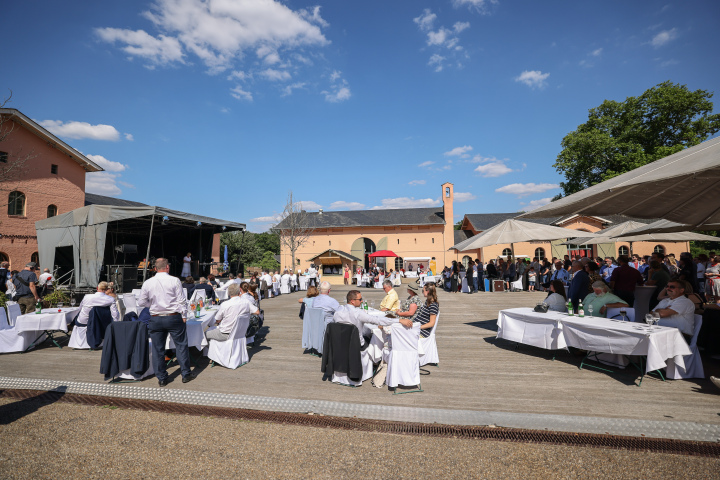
[497,308,568,350]
[299,276,309,290]
[15,307,80,349]
[497,307,692,376]
[167,307,219,351]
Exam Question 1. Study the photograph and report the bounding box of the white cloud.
[281,82,306,97]
[261,68,291,81]
[659,59,679,67]
[408,180,426,186]
[118,181,135,189]
[515,70,550,89]
[95,27,184,66]
[591,48,603,56]
[522,197,553,210]
[453,0,498,14]
[294,200,322,210]
[98,0,328,72]
[371,197,441,210]
[124,133,134,141]
[230,85,253,101]
[418,161,434,168]
[250,214,283,223]
[454,192,476,202]
[329,201,366,210]
[651,28,677,47]
[323,71,351,103]
[444,145,473,157]
[86,154,127,172]
[414,8,470,72]
[495,183,559,197]
[227,70,250,81]
[474,161,513,177]
[86,172,123,196]
[39,120,121,141]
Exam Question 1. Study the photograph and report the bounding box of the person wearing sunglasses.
[652,280,696,339]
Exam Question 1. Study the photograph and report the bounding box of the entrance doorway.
[350,237,376,271]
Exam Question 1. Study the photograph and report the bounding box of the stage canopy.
[35,204,245,287]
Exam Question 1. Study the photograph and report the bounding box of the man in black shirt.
[13,262,40,314]
[0,261,9,294]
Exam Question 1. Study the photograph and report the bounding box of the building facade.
[0,109,102,270]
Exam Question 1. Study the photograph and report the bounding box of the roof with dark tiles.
[275,207,445,229]
[85,193,149,207]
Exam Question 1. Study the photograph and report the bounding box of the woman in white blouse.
[181,252,192,278]
[544,280,568,312]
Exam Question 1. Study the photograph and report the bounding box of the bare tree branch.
[272,190,315,269]
[0,90,36,206]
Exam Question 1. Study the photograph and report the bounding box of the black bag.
[299,301,306,319]
[246,310,264,338]
[533,303,549,313]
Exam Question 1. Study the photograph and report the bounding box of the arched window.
[654,245,665,254]
[502,248,512,256]
[31,252,39,264]
[618,246,629,256]
[462,256,472,270]
[0,252,8,263]
[395,257,403,271]
[47,204,58,218]
[8,191,25,216]
[534,248,546,260]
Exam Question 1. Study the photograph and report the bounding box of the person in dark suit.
[193,277,217,302]
[567,261,589,313]
[476,259,485,292]
[181,276,195,300]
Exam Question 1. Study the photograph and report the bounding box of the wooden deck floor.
[1,285,719,425]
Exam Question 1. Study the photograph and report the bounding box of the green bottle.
[195,303,200,318]
[566,299,574,316]
[35,299,42,314]
[578,299,585,317]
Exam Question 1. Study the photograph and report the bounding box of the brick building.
[0,108,102,270]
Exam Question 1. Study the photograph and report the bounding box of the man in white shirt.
[312,281,340,324]
[218,274,235,290]
[137,257,193,387]
[307,264,318,288]
[38,268,53,287]
[652,280,696,337]
[334,290,412,348]
[260,271,273,298]
[205,283,258,341]
[75,281,120,326]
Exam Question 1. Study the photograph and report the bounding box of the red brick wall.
[0,118,87,270]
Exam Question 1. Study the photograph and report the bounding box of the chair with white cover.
[375,275,385,289]
[189,289,206,304]
[322,323,374,387]
[302,307,326,355]
[0,307,10,330]
[117,339,155,380]
[207,314,250,369]
[419,313,440,367]
[69,304,115,350]
[606,307,636,322]
[382,322,422,393]
[666,314,704,380]
[280,276,291,294]
[510,279,523,292]
[123,294,138,315]
[7,303,21,327]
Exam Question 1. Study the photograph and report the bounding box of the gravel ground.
[1,398,718,479]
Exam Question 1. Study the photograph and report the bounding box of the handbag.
[299,301,306,319]
[246,310,264,338]
[533,303,549,313]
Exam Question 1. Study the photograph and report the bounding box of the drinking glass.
[587,304,594,317]
[70,298,76,308]
[645,314,654,329]
[652,311,661,330]
[57,302,63,309]
[619,307,627,321]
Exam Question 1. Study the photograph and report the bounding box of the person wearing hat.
[12,262,41,314]
[395,282,421,321]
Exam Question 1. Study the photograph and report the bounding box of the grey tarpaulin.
[35,205,245,287]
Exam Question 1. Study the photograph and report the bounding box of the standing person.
[137,258,194,387]
[0,261,8,294]
[609,255,644,306]
[696,255,708,296]
[181,252,192,278]
[476,259,485,292]
[527,267,537,291]
[450,261,459,293]
[567,261,589,313]
[343,264,350,285]
[646,260,671,310]
[12,262,41,314]
[307,263,318,288]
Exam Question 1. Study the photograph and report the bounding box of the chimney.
[319,209,323,215]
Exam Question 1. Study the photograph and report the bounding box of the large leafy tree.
[554,81,720,196]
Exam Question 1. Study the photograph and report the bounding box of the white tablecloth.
[167,307,219,350]
[216,289,228,301]
[497,308,567,350]
[15,308,80,333]
[497,308,692,373]
[404,272,418,278]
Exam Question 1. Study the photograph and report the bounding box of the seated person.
[207,274,219,288]
[653,280,696,337]
[182,276,196,299]
[544,280,568,313]
[414,283,440,338]
[193,277,217,303]
[205,283,258,342]
[379,280,400,312]
[395,283,421,321]
[298,285,319,308]
[76,281,120,325]
[582,281,628,317]
[312,281,340,324]
[334,290,412,349]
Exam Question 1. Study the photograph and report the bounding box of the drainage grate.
[2,388,719,457]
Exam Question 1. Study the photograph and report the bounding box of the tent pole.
[142,214,155,283]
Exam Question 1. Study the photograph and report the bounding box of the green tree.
[255,231,280,255]
[554,81,720,196]
[258,251,280,271]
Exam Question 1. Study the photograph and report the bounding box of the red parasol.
[368,250,398,258]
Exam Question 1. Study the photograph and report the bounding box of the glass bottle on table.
[35,299,42,314]
[578,299,584,317]
[566,299,574,316]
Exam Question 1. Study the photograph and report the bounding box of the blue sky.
[4,0,719,232]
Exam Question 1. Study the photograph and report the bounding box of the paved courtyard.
[1,284,719,428]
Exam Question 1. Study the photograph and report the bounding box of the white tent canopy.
[35,205,245,288]
[519,136,720,228]
[562,221,649,246]
[451,219,598,257]
[616,219,720,236]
